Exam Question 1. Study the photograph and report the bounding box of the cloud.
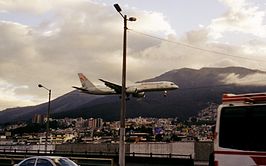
[0,0,86,14]
[0,0,176,110]
[208,0,266,39]
[0,79,38,110]
[131,11,176,36]
[241,39,266,56]
[221,73,266,86]
[0,0,266,111]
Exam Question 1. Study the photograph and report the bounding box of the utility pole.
[113,4,136,166]
[38,84,51,153]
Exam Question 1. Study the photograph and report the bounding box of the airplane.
[73,73,179,98]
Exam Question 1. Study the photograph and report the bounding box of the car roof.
[27,156,66,159]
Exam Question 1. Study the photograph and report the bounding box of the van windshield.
[219,105,266,151]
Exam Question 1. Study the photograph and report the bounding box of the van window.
[219,105,266,151]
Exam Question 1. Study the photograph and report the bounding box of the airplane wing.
[99,79,122,94]
[72,86,88,92]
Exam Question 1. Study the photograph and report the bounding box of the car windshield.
[219,105,266,151]
[52,158,78,166]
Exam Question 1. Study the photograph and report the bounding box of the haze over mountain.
[1,66,266,124]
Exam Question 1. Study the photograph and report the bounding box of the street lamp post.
[114,4,136,166]
[38,84,51,153]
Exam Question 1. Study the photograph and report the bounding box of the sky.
[0,0,266,111]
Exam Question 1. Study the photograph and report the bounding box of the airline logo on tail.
[78,73,87,87]
[78,73,87,82]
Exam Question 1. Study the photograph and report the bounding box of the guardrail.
[0,149,194,166]
[0,156,113,166]
[0,148,192,159]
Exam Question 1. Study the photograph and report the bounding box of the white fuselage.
[82,81,178,96]
[126,81,178,93]
[85,86,116,95]
[74,73,178,98]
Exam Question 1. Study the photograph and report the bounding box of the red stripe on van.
[251,156,266,165]
[214,151,266,156]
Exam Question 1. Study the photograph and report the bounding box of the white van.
[210,93,266,166]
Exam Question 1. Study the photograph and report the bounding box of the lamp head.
[128,17,137,21]
[114,4,122,12]
[38,84,43,88]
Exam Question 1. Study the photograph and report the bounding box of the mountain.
[0,91,103,124]
[1,66,266,124]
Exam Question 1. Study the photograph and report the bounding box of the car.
[14,156,79,166]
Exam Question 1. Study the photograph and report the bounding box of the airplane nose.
[171,84,179,89]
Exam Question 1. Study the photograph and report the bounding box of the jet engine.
[132,92,145,98]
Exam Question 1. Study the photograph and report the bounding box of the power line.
[128,29,266,62]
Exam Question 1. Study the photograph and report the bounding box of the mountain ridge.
[1,66,266,124]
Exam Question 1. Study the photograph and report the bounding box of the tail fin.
[78,73,96,88]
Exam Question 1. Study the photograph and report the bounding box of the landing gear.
[164,91,167,97]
